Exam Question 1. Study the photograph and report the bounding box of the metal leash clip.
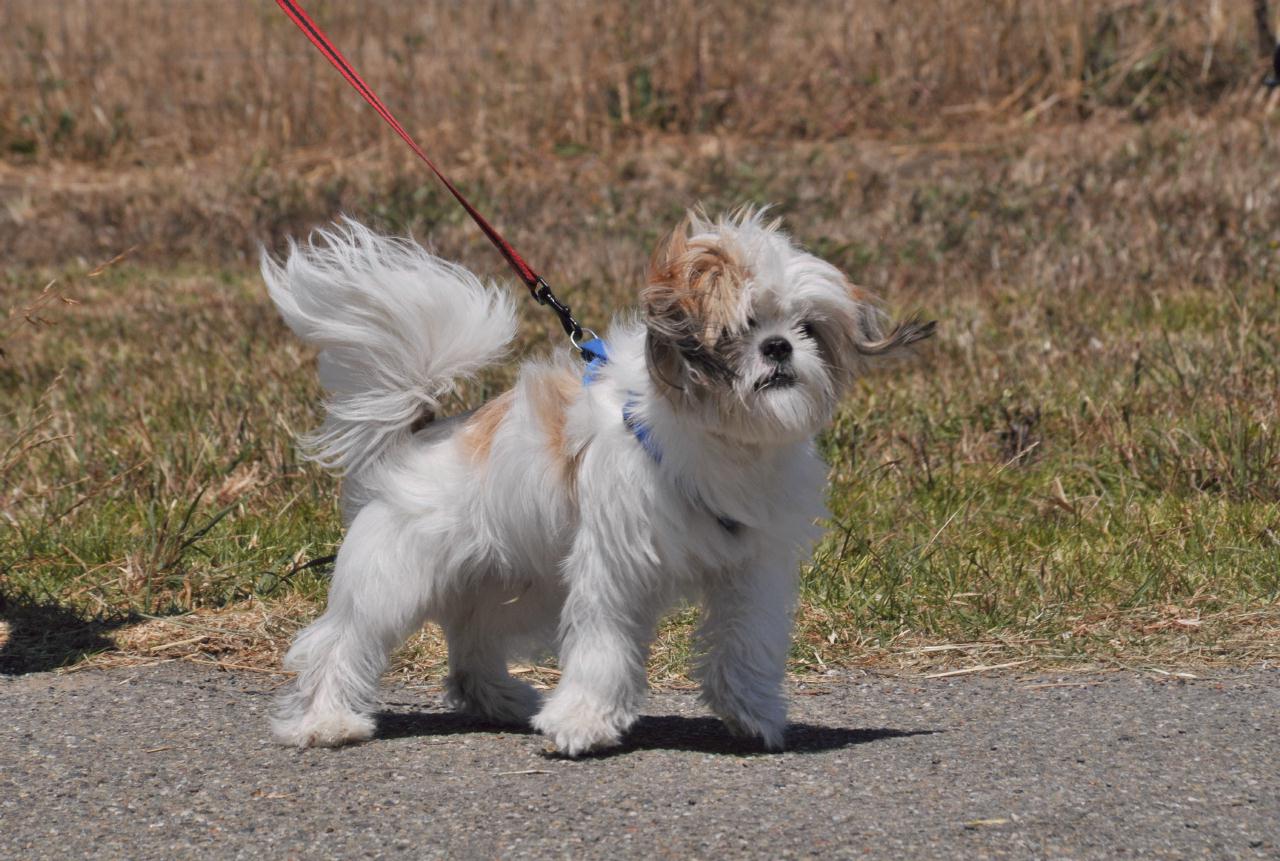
[571,327,601,354]
[531,276,590,351]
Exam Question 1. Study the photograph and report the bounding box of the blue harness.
[581,337,740,534]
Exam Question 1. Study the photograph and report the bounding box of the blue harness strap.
[582,338,740,534]
[621,402,663,463]
[578,336,610,382]
[581,338,660,459]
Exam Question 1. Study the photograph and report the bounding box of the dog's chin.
[697,375,834,447]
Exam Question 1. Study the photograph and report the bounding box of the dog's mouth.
[754,368,798,392]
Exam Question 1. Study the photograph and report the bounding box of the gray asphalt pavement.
[1,663,1277,859]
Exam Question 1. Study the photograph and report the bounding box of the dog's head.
[642,209,933,445]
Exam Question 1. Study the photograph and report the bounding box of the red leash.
[274,0,589,348]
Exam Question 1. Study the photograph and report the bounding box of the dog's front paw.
[532,691,634,757]
[719,710,786,751]
[271,709,375,749]
[703,689,788,751]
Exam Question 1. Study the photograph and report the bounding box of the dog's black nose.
[760,336,792,362]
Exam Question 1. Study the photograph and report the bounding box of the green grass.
[3,112,1279,675]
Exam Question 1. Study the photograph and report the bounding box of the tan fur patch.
[644,220,749,346]
[525,364,581,490]
[459,390,514,463]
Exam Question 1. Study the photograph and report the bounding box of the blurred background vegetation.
[2,1,1278,676]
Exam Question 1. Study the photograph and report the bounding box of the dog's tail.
[261,218,517,474]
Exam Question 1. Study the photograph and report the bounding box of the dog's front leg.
[694,550,799,750]
[531,540,660,757]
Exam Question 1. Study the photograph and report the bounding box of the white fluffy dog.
[262,209,931,756]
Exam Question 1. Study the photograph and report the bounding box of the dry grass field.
[3,0,1279,679]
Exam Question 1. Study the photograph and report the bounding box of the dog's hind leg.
[440,580,547,726]
[271,502,433,748]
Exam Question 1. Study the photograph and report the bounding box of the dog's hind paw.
[444,672,542,726]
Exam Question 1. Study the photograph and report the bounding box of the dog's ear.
[641,221,743,391]
[843,280,935,359]
[817,279,934,389]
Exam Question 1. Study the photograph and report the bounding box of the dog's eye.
[799,321,818,340]
[746,316,758,329]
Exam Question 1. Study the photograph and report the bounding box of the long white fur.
[260,218,516,473]
[265,211,893,756]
